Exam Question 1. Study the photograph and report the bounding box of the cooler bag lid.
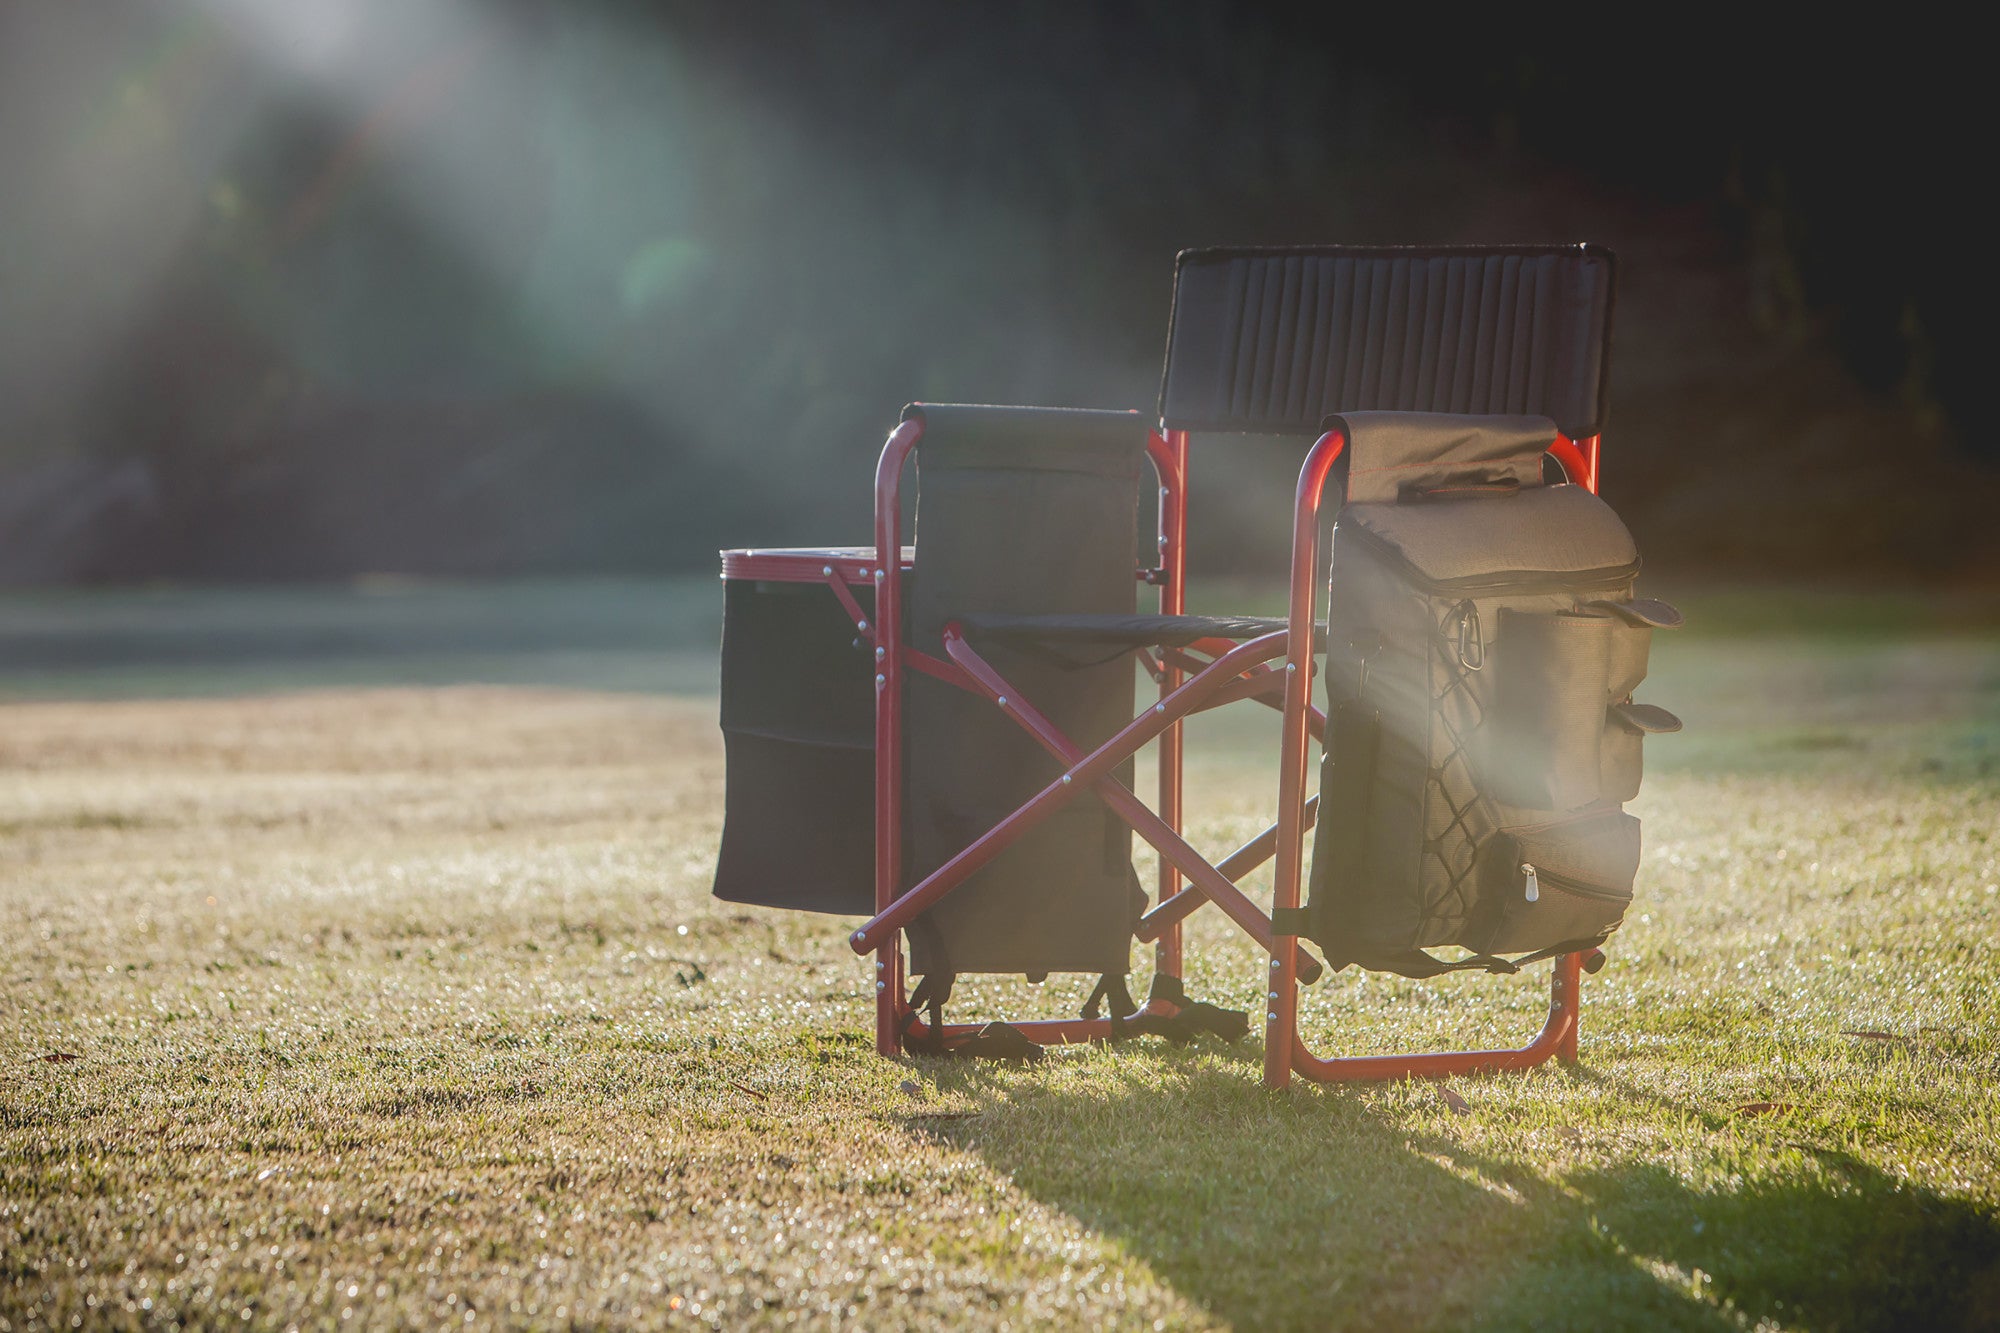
[1340,484,1640,588]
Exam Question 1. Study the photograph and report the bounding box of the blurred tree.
[0,1,1990,584]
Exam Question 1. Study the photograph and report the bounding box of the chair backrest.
[1158,244,1615,440]
[900,403,1148,978]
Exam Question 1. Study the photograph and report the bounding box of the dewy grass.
[2,608,1998,1330]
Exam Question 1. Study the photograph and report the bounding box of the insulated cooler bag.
[1306,413,1682,977]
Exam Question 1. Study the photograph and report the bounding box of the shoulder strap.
[1328,946,1523,980]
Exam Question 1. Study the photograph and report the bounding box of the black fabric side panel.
[718,579,875,746]
[713,730,875,916]
[712,577,878,915]
[1159,245,1614,440]
[1305,701,1381,956]
[905,410,1145,976]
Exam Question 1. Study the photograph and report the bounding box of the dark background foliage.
[1,3,1990,584]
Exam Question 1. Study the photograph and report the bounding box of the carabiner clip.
[1452,600,1485,672]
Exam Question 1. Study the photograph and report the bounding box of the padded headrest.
[1158,244,1615,439]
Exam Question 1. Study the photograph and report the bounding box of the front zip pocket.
[1472,809,1640,955]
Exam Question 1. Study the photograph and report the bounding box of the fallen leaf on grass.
[898,1080,923,1097]
[34,1052,80,1065]
[1438,1086,1472,1116]
[1731,1101,1798,1117]
[728,1080,768,1101]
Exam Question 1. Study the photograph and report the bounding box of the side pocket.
[1473,809,1640,955]
[1585,598,1683,805]
[1488,609,1612,810]
[1604,619,1653,702]
[1587,596,1682,700]
[1601,716,1644,804]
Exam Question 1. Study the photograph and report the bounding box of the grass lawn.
[2,580,1997,1330]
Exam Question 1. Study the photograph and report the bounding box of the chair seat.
[959,611,1324,649]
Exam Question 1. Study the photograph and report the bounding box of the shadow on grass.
[910,1052,2000,1331]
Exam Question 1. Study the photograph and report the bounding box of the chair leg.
[1557,951,1584,1064]
[875,943,905,1058]
[1264,946,1297,1090]
[1281,953,1584,1083]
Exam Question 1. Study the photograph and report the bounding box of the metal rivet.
[996,696,1008,707]
[1154,703,1166,714]
[874,570,885,582]
[1157,535,1170,548]
[875,960,886,971]
[1061,774,1073,785]
[853,931,866,944]
[876,981,887,992]
[1270,959,1282,970]
[822,565,834,576]
[875,674,886,687]
[1268,990,1280,1001]
[1267,1012,1280,1023]
[857,620,870,633]
[1286,662,1297,672]
[1160,487,1170,498]
[875,647,886,660]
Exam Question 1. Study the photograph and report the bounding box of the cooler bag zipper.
[1517,861,1629,905]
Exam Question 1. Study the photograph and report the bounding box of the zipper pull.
[1521,863,1540,902]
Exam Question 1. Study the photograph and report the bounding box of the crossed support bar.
[850,626,1328,986]
[859,413,1606,1085]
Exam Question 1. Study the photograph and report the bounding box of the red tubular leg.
[1148,428,1189,978]
[1266,426,1349,1089]
[1289,953,1581,1082]
[872,416,924,1055]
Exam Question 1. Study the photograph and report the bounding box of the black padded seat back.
[1159,245,1615,440]
[901,403,1148,978]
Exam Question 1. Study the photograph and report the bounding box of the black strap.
[1270,906,1310,936]
[1169,1002,1251,1042]
[1329,948,1522,980]
[903,973,1045,1061]
[1511,939,1612,971]
[952,1022,1046,1062]
[1109,973,1250,1045]
[902,973,956,1054]
[1082,973,1138,1021]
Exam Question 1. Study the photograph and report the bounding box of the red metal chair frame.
[836,411,1607,1087]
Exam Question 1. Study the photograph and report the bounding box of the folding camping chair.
[716,243,1620,1087]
